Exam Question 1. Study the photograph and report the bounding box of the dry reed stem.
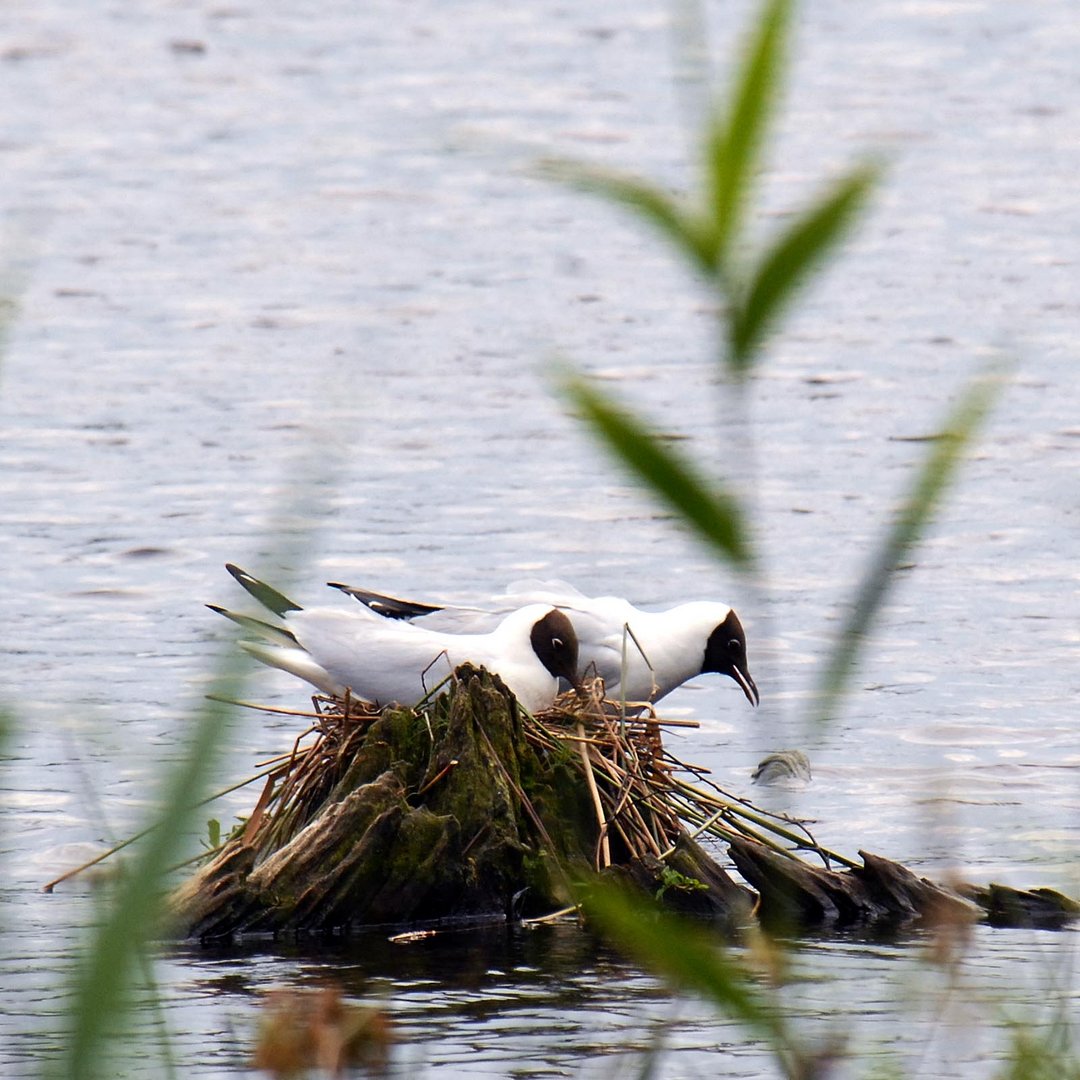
[577,721,611,870]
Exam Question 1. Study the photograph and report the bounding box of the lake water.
[1,0,1077,1076]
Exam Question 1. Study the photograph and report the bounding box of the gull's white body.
[343,580,749,706]
[241,601,569,712]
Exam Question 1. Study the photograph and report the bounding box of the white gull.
[328,579,758,709]
[211,565,579,713]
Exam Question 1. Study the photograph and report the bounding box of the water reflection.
[168,924,683,1076]
[154,920,1078,1078]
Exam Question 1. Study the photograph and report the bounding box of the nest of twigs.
[233,672,851,890]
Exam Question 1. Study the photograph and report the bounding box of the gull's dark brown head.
[702,609,759,706]
[531,608,580,686]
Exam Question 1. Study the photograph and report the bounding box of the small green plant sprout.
[655,866,709,901]
[199,816,248,856]
[204,818,222,851]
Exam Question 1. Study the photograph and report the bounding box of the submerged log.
[963,882,1080,929]
[728,838,982,928]
[727,840,1080,931]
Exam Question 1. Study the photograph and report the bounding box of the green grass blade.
[0,244,32,387]
[544,161,719,277]
[706,0,792,264]
[581,882,802,1072]
[730,162,879,370]
[999,1004,1079,1080]
[560,370,750,568]
[816,364,1007,725]
[51,678,239,1080]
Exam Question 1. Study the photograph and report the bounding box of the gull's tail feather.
[207,604,297,646]
[237,639,344,698]
[225,563,302,616]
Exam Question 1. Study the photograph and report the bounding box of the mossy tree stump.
[174,667,752,937]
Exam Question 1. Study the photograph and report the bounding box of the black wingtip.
[224,563,253,591]
[327,581,443,620]
[224,563,302,616]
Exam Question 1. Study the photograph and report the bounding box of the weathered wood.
[728,838,981,928]
[728,837,1079,931]
[617,838,756,921]
[854,850,981,922]
[963,882,1080,929]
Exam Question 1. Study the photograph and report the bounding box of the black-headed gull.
[328,579,759,709]
[211,565,579,713]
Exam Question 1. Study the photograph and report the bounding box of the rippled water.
[1,0,1077,1076]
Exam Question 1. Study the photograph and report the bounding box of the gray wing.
[327,582,444,620]
[328,581,503,632]
[501,579,592,606]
